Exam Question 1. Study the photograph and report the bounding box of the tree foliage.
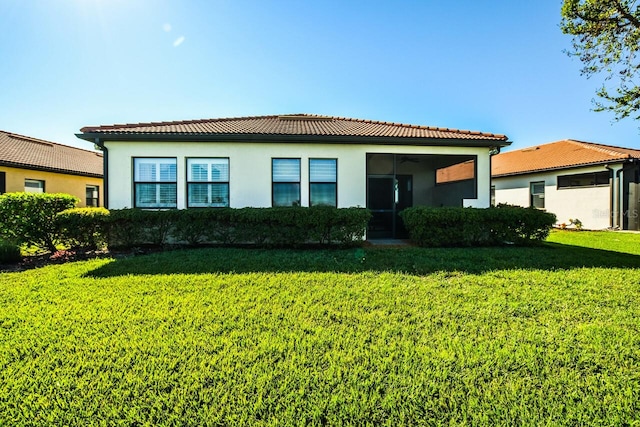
[561,0,640,121]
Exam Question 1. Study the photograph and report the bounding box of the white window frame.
[186,158,230,208]
[133,157,177,208]
[272,158,301,207]
[25,179,45,193]
[309,158,337,207]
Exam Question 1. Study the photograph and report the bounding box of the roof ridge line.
[500,139,640,156]
[579,139,640,155]
[328,116,507,139]
[567,139,634,159]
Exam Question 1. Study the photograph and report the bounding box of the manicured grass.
[547,229,640,254]
[1,231,640,425]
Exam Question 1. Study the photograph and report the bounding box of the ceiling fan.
[399,156,420,163]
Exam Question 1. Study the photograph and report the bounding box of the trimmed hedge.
[0,192,79,252]
[104,206,371,249]
[399,205,557,247]
[106,209,178,248]
[57,207,110,250]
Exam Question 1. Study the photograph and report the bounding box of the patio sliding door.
[366,153,413,239]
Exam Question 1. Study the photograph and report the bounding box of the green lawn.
[1,231,640,426]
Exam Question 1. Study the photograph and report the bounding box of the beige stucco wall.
[493,164,616,229]
[0,165,104,207]
[105,140,493,210]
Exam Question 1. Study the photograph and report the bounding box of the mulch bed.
[0,247,167,273]
[0,250,109,273]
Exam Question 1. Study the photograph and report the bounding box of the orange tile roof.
[492,139,640,177]
[0,130,103,178]
[79,114,509,143]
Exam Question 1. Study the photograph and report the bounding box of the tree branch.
[614,1,640,28]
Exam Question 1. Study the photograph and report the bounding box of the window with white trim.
[86,185,99,207]
[187,158,229,207]
[530,181,545,209]
[25,179,45,193]
[272,158,300,206]
[309,158,337,207]
[134,158,177,208]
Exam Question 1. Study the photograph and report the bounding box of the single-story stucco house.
[77,114,510,238]
[491,139,640,230]
[0,130,103,207]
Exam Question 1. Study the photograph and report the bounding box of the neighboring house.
[77,114,510,238]
[492,139,640,230]
[0,130,104,207]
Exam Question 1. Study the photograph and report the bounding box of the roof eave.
[76,132,511,147]
[0,160,103,178]
[491,159,635,178]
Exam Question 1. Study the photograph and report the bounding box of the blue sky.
[2,0,639,151]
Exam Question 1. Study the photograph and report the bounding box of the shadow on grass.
[84,242,640,278]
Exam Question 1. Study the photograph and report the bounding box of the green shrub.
[0,192,78,252]
[202,208,240,244]
[103,209,143,249]
[308,205,372,246]
[57,207,110,250]
[227,206,370,247]
[171,208,219,246]
[257,207,311,247]
[399,205,557,247]
[0,239,21,263]
[107,207,371,249]
[171,208,243,245]
[106,209,178,248]
[134,209,179,246]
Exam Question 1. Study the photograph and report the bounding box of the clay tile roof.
[492,139,640,177]
[79,114,509,143]
[0,130,103,178]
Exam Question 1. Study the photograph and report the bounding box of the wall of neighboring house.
[104,140,492,209]
[0,165,103,207]
[493,164,615,230]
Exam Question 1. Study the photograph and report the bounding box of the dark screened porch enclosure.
[366,153,477,239]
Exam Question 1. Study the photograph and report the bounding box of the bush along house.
[77,114,510,239]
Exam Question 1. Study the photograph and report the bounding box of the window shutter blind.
[159,163,177,182]
[210,159,229,182]
[190,163,208,181]
[136,162,156,181]
[188,159,229,182]
[310,159,336,182]
[273,159,300,182]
